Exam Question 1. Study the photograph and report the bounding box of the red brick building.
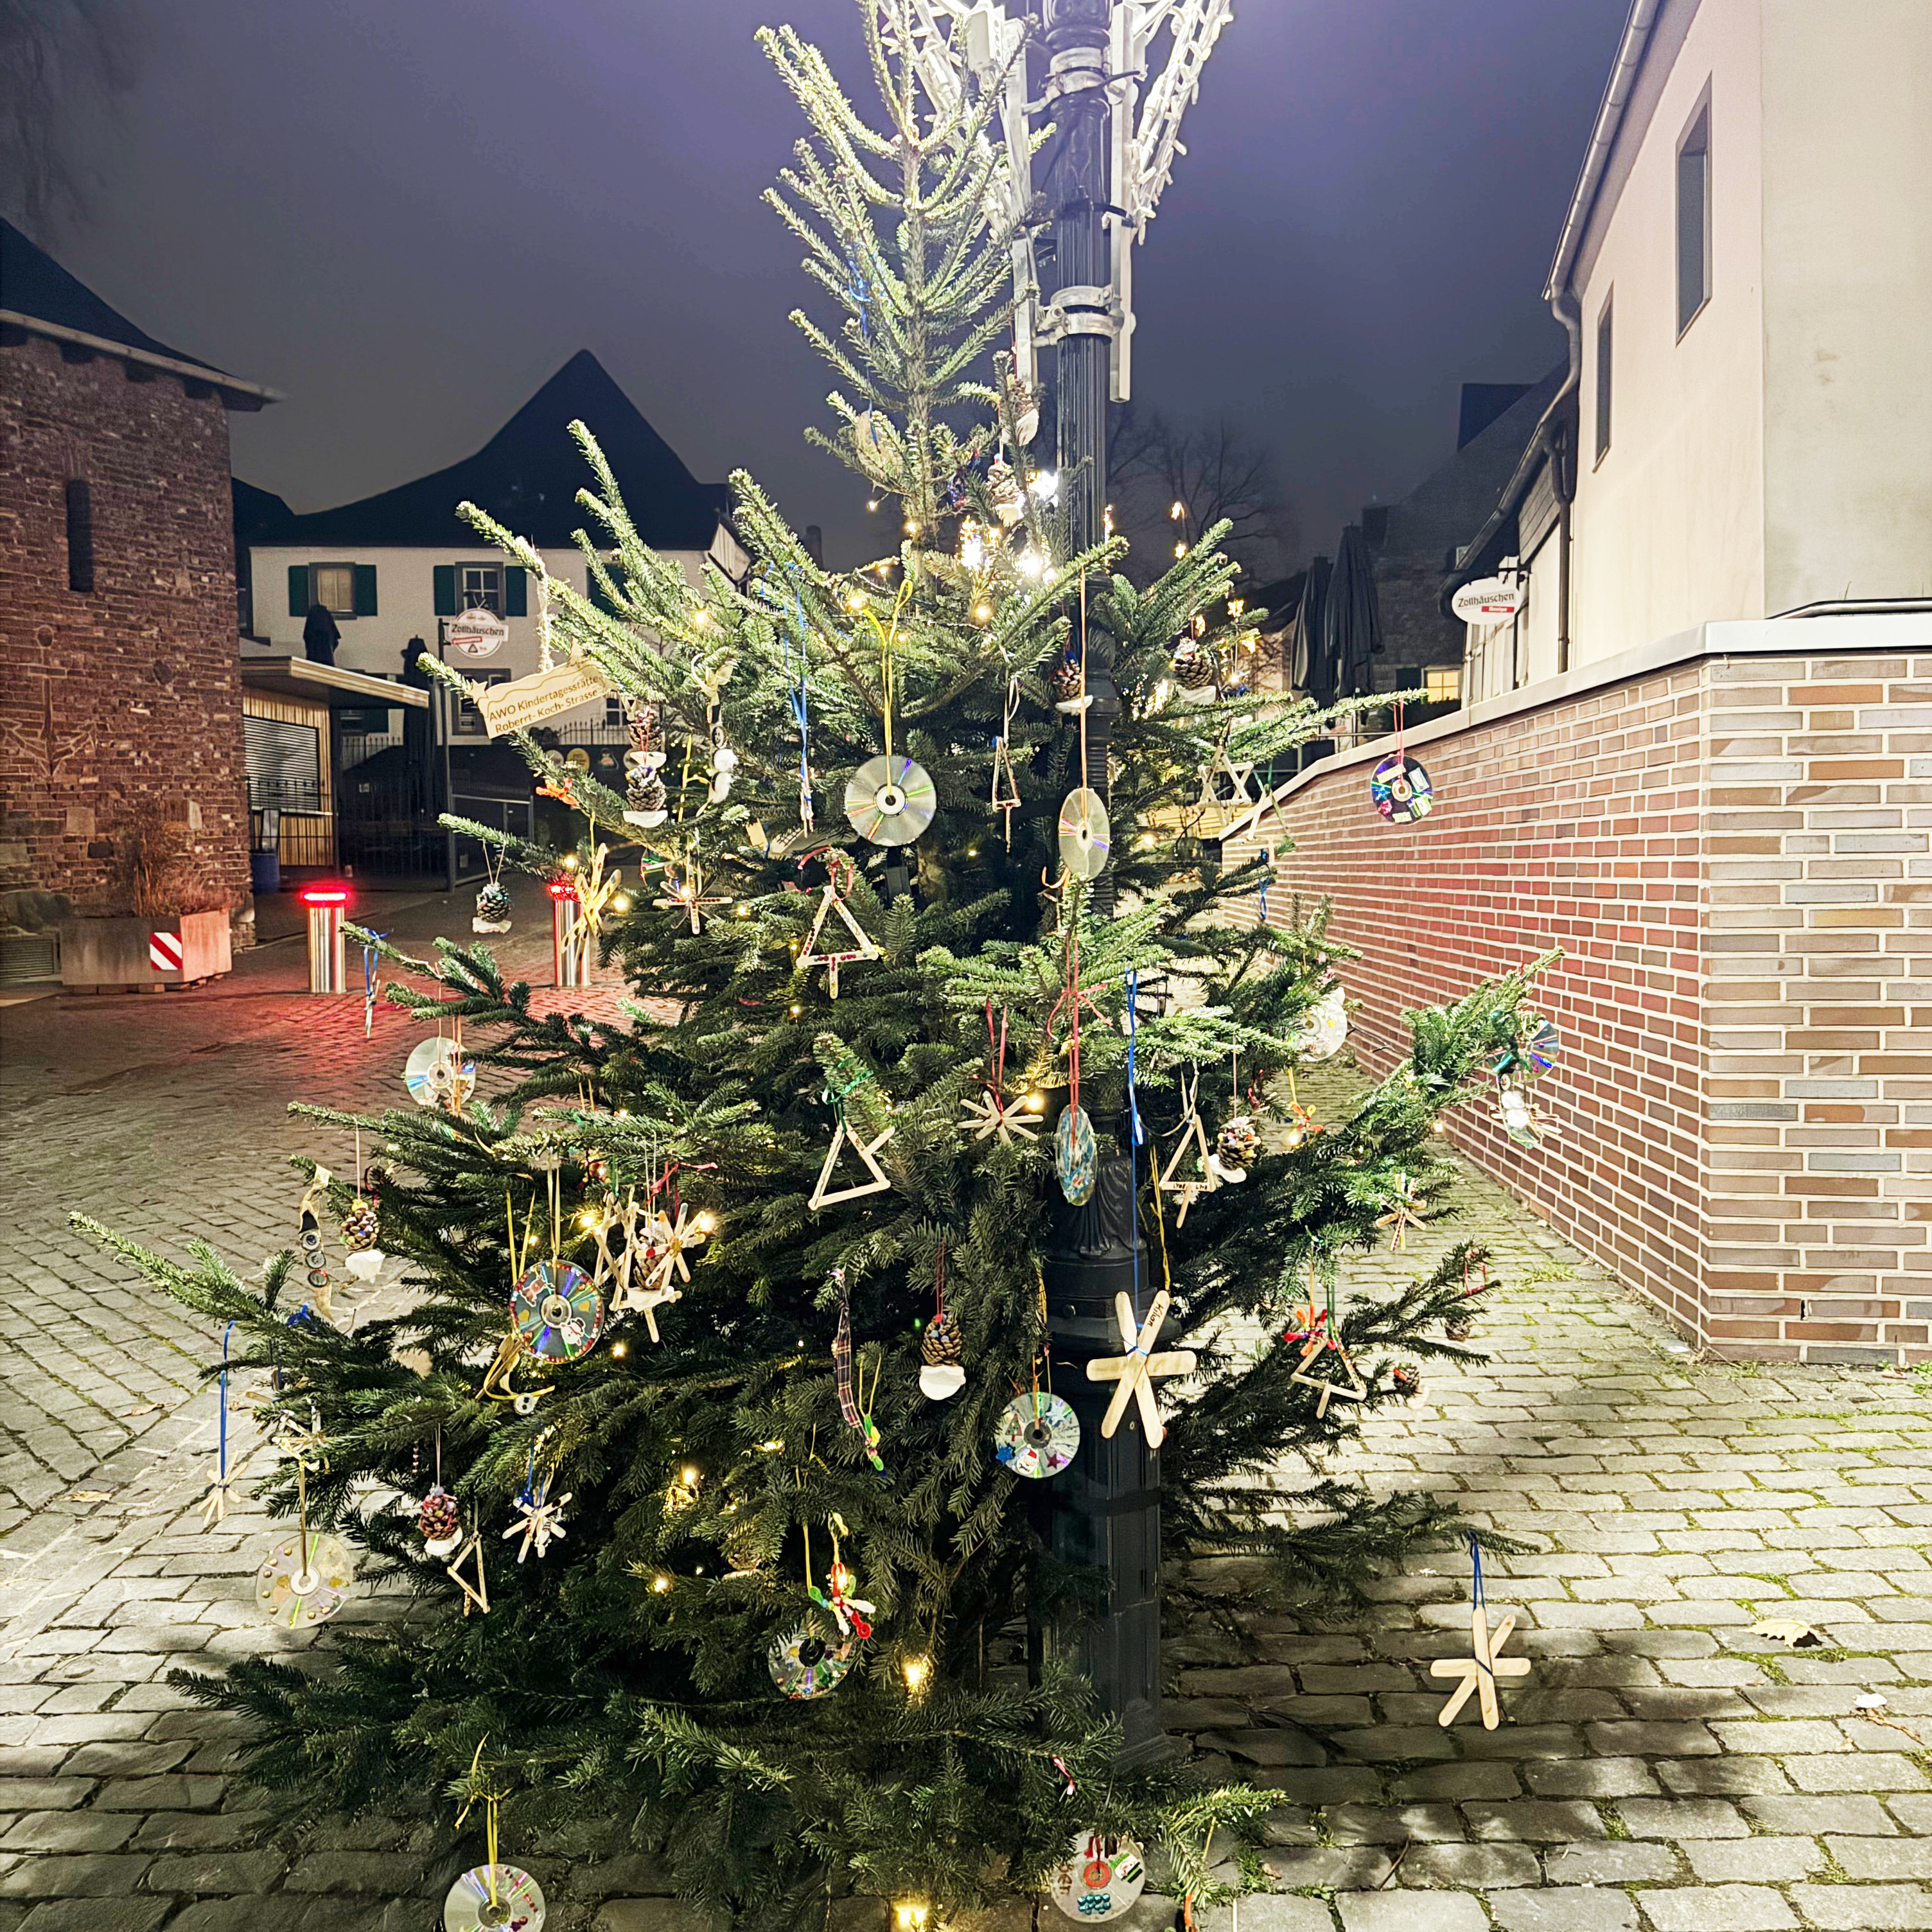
[0,220,275,956]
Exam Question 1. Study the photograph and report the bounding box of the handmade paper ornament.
[831,1270,886,1477]
[1169,636,1218,705]
[418,1485,462,1559]
[1369,752,1434,823]
[443,1863,545,1932]
[1046,1833,1147,1924]
[509,1260,604,1362]
[471,879,512,935]
[768,1624,857,1699]
[994,1391,1080,1479]
[295,1172,335,1319]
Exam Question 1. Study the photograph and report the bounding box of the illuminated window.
[1425,667,1461,704]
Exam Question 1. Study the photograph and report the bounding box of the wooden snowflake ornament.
[1288,1329,1367,1418]
[1085,1290,1196,1449]
[960,1086,1041,1146]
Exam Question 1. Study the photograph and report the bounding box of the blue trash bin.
[250,848,281,897]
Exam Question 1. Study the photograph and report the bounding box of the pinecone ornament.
[1048,654,1089,715]
[624,774,669,828]
[341,1200,379,1251]
[1171,637,1219,705]
[417,1485,461,1556]
[987,456,1024,527]
[1209,1114,1260,1183]
[473,881,511,933]
[918,1310,965,1401]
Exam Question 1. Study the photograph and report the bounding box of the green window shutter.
[353,563,378,616]
[504,565,528,617]
[433,565,458,617]
[288,564,309,616]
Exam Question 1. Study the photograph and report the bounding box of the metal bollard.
[299,884,349,994]
[550,882,589,988]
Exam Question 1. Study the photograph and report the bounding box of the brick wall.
[0,330,251,924]
[1232,639,1932,1365]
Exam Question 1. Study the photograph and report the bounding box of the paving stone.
[1337,1895,1487,1932]
[1396,1841,1540,1886]
[138,1848,288,1892]
[1785,1752,1927,1791]
[1685,1836,1827,1881]
[1615,1796,1746,1838]
[0,1812,139,1852]
[1491,1893,1638,1932]
[1462,1798,1605,1841]
[1635,1887,1796,1931]
[1323,1804,1461,1844]
[1653,1755,1790,1795]
[1387,1762,1522,1802]
[1523,1756,1660,1797]
[1784,1886,1932,1929]
[1745,1794,1900,1834]
[1584,1721,1719,1757]
[13,1904,172,1932]
[1829,1838,1932,1880]
[0,1854,152,1898]
[1543,1841,1680,1884]
[1260,1847,1391,1890]
[1191,1902,1333,1932]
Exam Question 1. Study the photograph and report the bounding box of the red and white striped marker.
[149,929,184,974]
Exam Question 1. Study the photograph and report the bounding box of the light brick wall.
[0,330,252,922]
[1233,644,1932,1365]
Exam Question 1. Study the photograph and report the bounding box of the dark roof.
[233,478,295,547]
[1,218,231,378]
[268,350,726,551]
[1457,382,1535,450]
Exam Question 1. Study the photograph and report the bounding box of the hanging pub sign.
[447,606,509,658]
[1451,576,1524,624]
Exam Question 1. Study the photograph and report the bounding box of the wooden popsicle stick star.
[1287,1329,1367,1417]
[1085,1290,1197,1449]
[1430,1606,1529,1728]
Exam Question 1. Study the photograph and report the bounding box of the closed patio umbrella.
[1322,523,1383,698]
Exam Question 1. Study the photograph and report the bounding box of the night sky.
[46,0,1626,568]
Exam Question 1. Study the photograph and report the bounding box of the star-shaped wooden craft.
[1191,739,1258,834]
[960,1085,1041,1146]
[640,1200,711,1295]
[502,1473,571,1563]
[1374,1171,1432,1251]
[1085,1290,1197,1449]
[656,858,728,935]
[1432,1599,1530,1728]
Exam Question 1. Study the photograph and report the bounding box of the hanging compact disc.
[403,1037,476,1109]
[768,1624,857,1699]
[1055,1103,1098,1206]
[845,755,937,846]
[994,1391,1080,1479]
[509,1260,604,1362]
[256,1531,358,1629]
[1057,788,1111,880]
[1046,1832,1148,1924]
[1369,753,1434,824]
[443,1863,547,1932]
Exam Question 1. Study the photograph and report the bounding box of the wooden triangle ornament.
[798,877,880,999]
[445,1534,490,1617]
[1155,1105,1218,1227]
[809,1120,895,1209]
[1288,1330,1368,1418]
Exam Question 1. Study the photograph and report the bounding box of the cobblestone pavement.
[1,976,1929,1928]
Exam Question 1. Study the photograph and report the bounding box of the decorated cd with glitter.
[1046,1832,1147,1924]
[1369,754,1434,824]
[768,1624,857,1699]
[256,1531,358,1629]
[443,1863,546,1932]
[403,1037,476,1109]
[1056,787,1111,880]
[994,1391,1080,1479]
[509,1260,604,1361]
[845,754,937,845]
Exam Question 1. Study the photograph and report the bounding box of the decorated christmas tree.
[82,6,1556,1926]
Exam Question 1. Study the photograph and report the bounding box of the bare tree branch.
[0,0,144,238]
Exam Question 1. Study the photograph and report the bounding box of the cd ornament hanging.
[768,1623,857,1699]
[994,1391,1081,1479]
[443,1863,545,1932]
[1370,752,1435,824]
[845,754,937,847]
[509,1260,604,1363]
[1046,1832,1148,1924]
[1057,789,1111,881]
[1292,985,1349,1061]
[404,1036,475,1111]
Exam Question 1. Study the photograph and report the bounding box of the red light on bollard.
[300,885,349,993]
[298,884,351,907]
[546,881,577,901]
